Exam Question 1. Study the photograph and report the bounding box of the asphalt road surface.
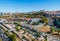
[0,29,10,41]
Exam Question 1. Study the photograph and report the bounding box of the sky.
[0,0,60,12]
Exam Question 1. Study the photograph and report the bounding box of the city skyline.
[0,0,60,12]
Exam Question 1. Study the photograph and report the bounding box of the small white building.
[0,18,8,23]
[30,18,40,22]
[28,18,40,24]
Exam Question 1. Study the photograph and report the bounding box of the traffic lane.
[0,29,9,41]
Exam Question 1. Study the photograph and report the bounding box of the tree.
[0,37,2,41]
[22,36,25,39]
[5,30,17,41]
[57,28,60,34]
[0,26,3,29]
[50,27,55,33]
[35,33,40,37]
[5,30,11,36]
[32,38,35,41]
[42,17,48,23]
[41,17,48,26]
[9,34,16,41]
[37,12,46,16]
[32,11,46,18]
[44,35,48,41]
[16,26,20,31]
[32,22,39,25]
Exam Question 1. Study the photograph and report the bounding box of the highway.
[1,23,36,41]
[1,22,60,41]
[1,23,22,41]
[0,24,10,41]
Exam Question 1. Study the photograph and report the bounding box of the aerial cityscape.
[0,0,60,41]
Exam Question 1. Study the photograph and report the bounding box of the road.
[0,26,10,41]
[48,17,53,26]
[1,23,23,41]
[40,31,60,41]
[2,22,60,41]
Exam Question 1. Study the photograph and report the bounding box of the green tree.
[22,36,25,39]
[35,33,40,37]
[5,30,11,36]
[44,35,48,41]
[41,17,48,26]
[0,37,2,41]
[9,34,16,41]
[0,26,3,29]
[32,38,35,41]
[57,28,60,34]
[37,12,46,16]
[50,27,55,33]
[16,26,20,31]
[5,31,16,41]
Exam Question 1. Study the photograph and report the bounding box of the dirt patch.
[37,26,50,32]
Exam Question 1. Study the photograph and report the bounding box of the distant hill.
[45,11,60,15]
